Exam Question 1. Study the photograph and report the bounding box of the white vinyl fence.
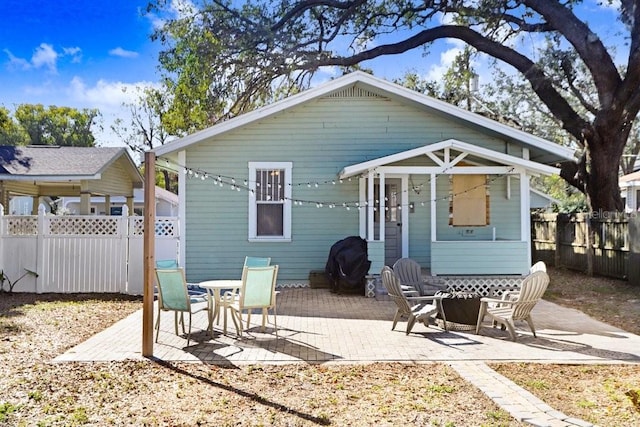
[0,205,179,295]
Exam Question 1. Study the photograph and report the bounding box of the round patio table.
[199,280,242,333]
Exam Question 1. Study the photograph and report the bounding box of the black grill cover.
[325,236,371,291]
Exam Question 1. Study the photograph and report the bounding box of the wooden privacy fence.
[0,205,179,295]
[531,212,640,282]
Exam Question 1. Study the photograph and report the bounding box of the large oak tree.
[149,0,640,212]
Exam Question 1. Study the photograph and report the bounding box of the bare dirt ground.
[1,266,639,426]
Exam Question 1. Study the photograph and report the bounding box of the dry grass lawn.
[1,266,639,426]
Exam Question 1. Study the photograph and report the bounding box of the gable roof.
[620,170,640,185]
[0,145,142,185]
[153,71,576,165]
[339,138,560,178]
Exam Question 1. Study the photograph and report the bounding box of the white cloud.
[4,43,80,72]
[68,77,159,109]
[31,43,58,73]
[109,47,139,58]
[425,43,465,81]
[63,46,82,63]
[4,49,31,70]
[145,0,198,30]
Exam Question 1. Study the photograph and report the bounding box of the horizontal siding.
[431,241,529,275]
[182,92,527,283]
[87,158,136,195]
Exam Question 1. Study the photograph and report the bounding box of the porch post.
[401,175,409,257]
[430,173,437,242]
[104,195,111,215]
[359,177,366,238]
[31,196,39,215]
[520,170,531,265]
[379,172,385,242]
[79,181,91,215]
[142,151,156,357]
[367,170,374,241]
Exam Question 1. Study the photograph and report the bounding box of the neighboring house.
[60,186,178,216]
[530,188,559,211]
[0,145,143,215]
[620,170,640,212]
[153,72,575,284]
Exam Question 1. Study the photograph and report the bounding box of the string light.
[162,157,515,212]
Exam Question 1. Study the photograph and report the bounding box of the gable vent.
[326,85,385,99]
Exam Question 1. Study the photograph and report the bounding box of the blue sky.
[0,0,624,148]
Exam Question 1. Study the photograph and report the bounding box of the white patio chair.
[381,266,447,334]
[476,270,550,341]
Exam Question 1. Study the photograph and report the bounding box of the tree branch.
[304,25,590,140]
[523,0,621,107]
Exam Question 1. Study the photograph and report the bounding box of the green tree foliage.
[0,106,26,145]
[8,104,100,147]
[148,0,640,213]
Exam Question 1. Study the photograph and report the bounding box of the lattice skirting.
[426,276,524,297]
[277,282,311,289]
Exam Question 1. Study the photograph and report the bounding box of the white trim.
[339,139,560,178]
[520,171,531,265]
[248,161,292,242]
[400,175,409,258]
[367,170,374,241]
[153,72,575,162]
[358,177,366,238]
[430,174,437,243]
[178,150,186,268]
[376,166,524,175]
[378,173,385,242]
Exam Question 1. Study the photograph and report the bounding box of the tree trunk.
[583,125,628,213]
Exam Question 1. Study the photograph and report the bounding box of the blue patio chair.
[224,265,279,337]
[244,256,271,267]
[155,268,209,346]
[155,259,207,301]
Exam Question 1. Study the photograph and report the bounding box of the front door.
[374,179,402,266]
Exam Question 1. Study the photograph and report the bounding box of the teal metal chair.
[225,265,279,337]
[155,268,208,346]
[244,256,271,267]
[156,259,179,269]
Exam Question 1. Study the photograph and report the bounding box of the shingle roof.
[0,145,131,178]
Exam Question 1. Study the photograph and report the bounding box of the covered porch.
[339,139,560,276]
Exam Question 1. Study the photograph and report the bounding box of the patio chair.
[155,259,207,302]
[494,260,548,303]
[155,268,209,346]
[156,259,179,269]
[224,265,279,337]
[244,256,271,267]
[475,270,550,341]
[381,266,447,334]
[392,258,447,296]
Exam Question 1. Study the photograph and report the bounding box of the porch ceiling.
[338,138,560,178]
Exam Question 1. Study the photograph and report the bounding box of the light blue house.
[153,72,575,285]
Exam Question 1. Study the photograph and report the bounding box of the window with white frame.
[248,162,292,241]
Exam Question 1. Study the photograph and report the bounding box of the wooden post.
[142,152,156,357]
[554,213,561,268]
[629,215,640,285]
[584,213,594,276]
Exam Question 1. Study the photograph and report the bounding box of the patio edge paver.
[448,361,596,427]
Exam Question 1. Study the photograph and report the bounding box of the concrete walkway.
[55,288,640,426]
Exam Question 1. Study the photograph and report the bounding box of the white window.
[248,162,292,241]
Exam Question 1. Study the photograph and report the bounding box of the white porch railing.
[0,205,179,295]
